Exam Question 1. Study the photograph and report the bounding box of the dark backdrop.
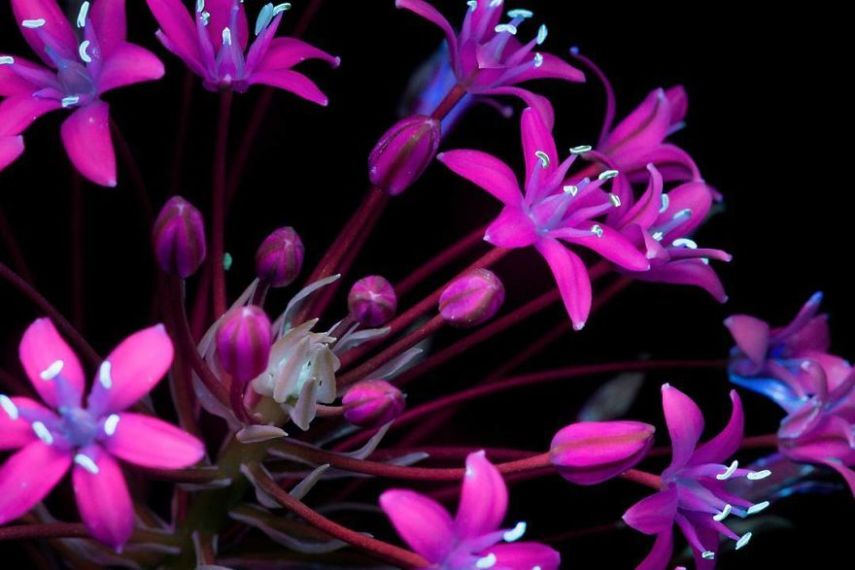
[1,1,852,567]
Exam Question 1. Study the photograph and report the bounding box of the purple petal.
[0,135,25,171]
[535,237,592,330]
[642,260,728,303]
[484,86,555,130]
[380,489,454,563]
[247,69,329,106]
[98,43,165,93]
[71,445,134,550]
[205,0,249,51]
[622,488,678,535]
[60,101,117,187]
[102,412,204,469]
[484,205,538,248]
[602,88,671,156]
[636,143,699,182]
[12,0,78,66]
[512,52,585,85]
[637,531,673,570]
[0,396,52,450]
[488,542,561,570]
[691,390,744,465]
[455,451,507,538]
[396,0,458,70]
[0,54,47,96]
[0,441,71,525]
[19,318,86,409]
[724,315,770,366]
[552,225,650,272]
[255,37,340,72]
[87,324,174,416]
[613,164,664,230]
[521,107,558,190]
[437,149,521,206]
[0,94,61,136]
[661,384,704,469]
[90,0,126,55]
[147,0,205,72]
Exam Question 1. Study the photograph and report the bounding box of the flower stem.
[0,205,34,284]
[111,120,154,225]
[741,433,778,449]
[620,469,662,489]
[211,90,234,318]
[430,84,467,120]
[395,225,487,297]
[70,172,85,331]
[0,523,173,544]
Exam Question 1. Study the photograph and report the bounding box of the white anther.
[32,421,54,445]
[598,169,619,181]
[79,40,92,63]
[61,95,80,108]
[0,395,19,420]
[0,56,14,65]
[609,193,622,207]
[503,521,527,542]
[534,150,550,168]
[98,361,113,389]
[494,23,518,35]
[659,194,670,213]
[713,504,732,521]
[591,224,604,238]
[255,3,274,35]
[196,0,205,12]
[536,24,548,45]
[475,553,497,569]
[652,231,664,241]
[103,413,120,436]
[507,9,533,18]
[74,453,100,474]
[533,52,543,67]
[735,532,752,550]
[747,469,771,480]
[701,551,715,560]
[200,11,211,25]
[716,460,739,480]
[672,238,698,249]
[489,0,503,7]
[563,185,578,196]
[673,208,692,220]
[273,3,291,15]
[77,1,90,28]
[570,145,592,154]
[22,19,46,29]
[467,1,478,10]
[222,27,233,45]
[747,500,770,515]
[40,360,64,380]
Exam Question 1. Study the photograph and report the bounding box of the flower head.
[152,195,208,278]
[255,226,305,288]
[380,450,560,570]
[348,275,398,327]
[623,385,769,569]
[147,0,339,101]
[439,268,505,328]
[0,0,165,185]
[0,319,204,549]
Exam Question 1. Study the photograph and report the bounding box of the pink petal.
[247,69,329,106]
[520,107,558,189]
[0,93,61,136]
[665,85,688,124]
[512,52,585,85]
[19,318,86,409]
[437,149,521,206]
[0,135,25,171]
[484,205,538,248]
[614,164,664,230]
[642,259,728,303]
[205,0,249,51]
[147,0,204,72]
[0,441,71,525]
[90,0,127,55]
[455,451,507,538]
[622,488,678,535]
[60,101,117,187]
[12,0,78,66]
[636,143,699,182]
[552,224,650,272]
[86,324,174,416]
[103,412,204,469]
[691,390,743,465]
[484,86,555,130]
[0,54,46,96]
[724,315,771,366]
[379,489,454,563]
[661,384,704,469]
[637,531,674,570]
[821,458,855,496]
[98,43,165,93]
[255,37,340,72]
[72,445,134,550]
[535,237,591,330]
[0,396,52,450]
[602,88,671,155]
[396,0,458,68]
[488,542,561,570]
[657,181,713,239]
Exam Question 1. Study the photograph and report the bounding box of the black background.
[1,0,853,567]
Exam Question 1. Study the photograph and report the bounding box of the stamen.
[747,469,772,480]
[609,193,622,207]
[673,208,692,220]
[536,24,548,45]
[32,421,54,445]
[701,551,715,560]
[534,150,550,168]
[77,1,90,28]
[222,27,233,46]
[223,252,234,270]
[467,1,478,10]
[103,413,120,436]
[652,231,664,241]
[507,9,533,18]
[74,453,100,474]
[716,460,739,480]
[659,194,670,213]
[196,0,205,12]
[533,52,543,67]
[735,532,752,550]
[503,521,527,542]
[569,145,592,154]
[0,395,19,420]
[0,56,14,65]
[22,19,46,29]
[591,224,604,238]
[563,185,578,196]
[672,238,698,249]
[713,504,732,521]
[79,40,92,63]
[489,0,503,7]
[255,3,274,35]
[273,3,291,15]
[200,11,211,25]
[747,501,770,515]
[475,553,497,569]
[61,96,80,108]
[598,169,619,181]
[40,360,64,380]
[494,23,518,35]
[99,361,113,389]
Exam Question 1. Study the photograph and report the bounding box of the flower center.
[59,406,100,448]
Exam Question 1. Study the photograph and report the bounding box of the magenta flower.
[147,0,339,102]
[0,319,204,549]
[0,0,165,186]
[380,451,560,570]
[439,108,650,329]
[397,0,584,125]
[623,385,769,569]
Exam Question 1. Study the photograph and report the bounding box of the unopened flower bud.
[348,275,397,327]
[342,380,405,427]
[255,227,305,287]
[369,115,441,196]
[216,306,273,384]
[439,268,505,328]
[152,196,207,278]
[550,421,655,485]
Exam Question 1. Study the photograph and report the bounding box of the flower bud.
[369,115,441,196]
[550,421,655,485]
[348,275,397,327]
[255,227,305,288]
[152,196,207,278]
[342,380,405,428]
[438,268,505,328]
[216,306,273,384]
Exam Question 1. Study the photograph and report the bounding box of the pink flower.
[0,0,165,186]
[0,319,204,550]
[623,385,769,570]
[439,108,650,329]
[397,0,584,126]
[380,451,560,570]
[147,0,339,101]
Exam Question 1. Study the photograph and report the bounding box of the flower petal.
[379,489,454,563]
[11,0,78,66]
[72,445,134,550]
[147,0,204,72]
[691,390,743,465]
[0,93,61,136]
[637,531,674,570]
[661,384,704,469]
[247,69,329,106]
[724,315,770,366]
[102,412,204,469]
[98,43,165,93]
[512,52,585,85]
[642,260,728,303]
[535,237,591,330]
[552,224,650,272]
[90,0,127,55]
[0,396,52,449]
[488,542,561,570]
[60,101,117,187]
[602,88,671,157]
[205,0,249,51]
[19,318,86,409]
[255,37,340,72]
[455,451,507,538]
[87,324,174,416]
[484,205,538,248]
[0,441,71,525]
[520,107,558,190]
[0,135,25,171]
[396,0,458,68]
[484,86,555,130]
[438,149,521,206]
[622,487,678,535]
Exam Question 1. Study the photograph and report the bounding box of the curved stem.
[211,91,234,318]
[0,206,34,284]
[620,469,662,490]
[395,226,487,297]
[0,523,174,544]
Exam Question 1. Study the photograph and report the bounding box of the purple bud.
[438,268,505,328]
[348,275,397,327]
[369,115,441,196]
[550,421,655,485]
[152,196,207,278]
[215,306,273,384]
[342,380,405,427]
[255,227,305,288]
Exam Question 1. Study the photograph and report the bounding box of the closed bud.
[216,306,273,384]
[342,380,405,428]
[369,115,441,196]
[439,268,505,328]
[152,196,207,278]
[550,421,655,485]
[255,227,305,287]
[348,275,397,327]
